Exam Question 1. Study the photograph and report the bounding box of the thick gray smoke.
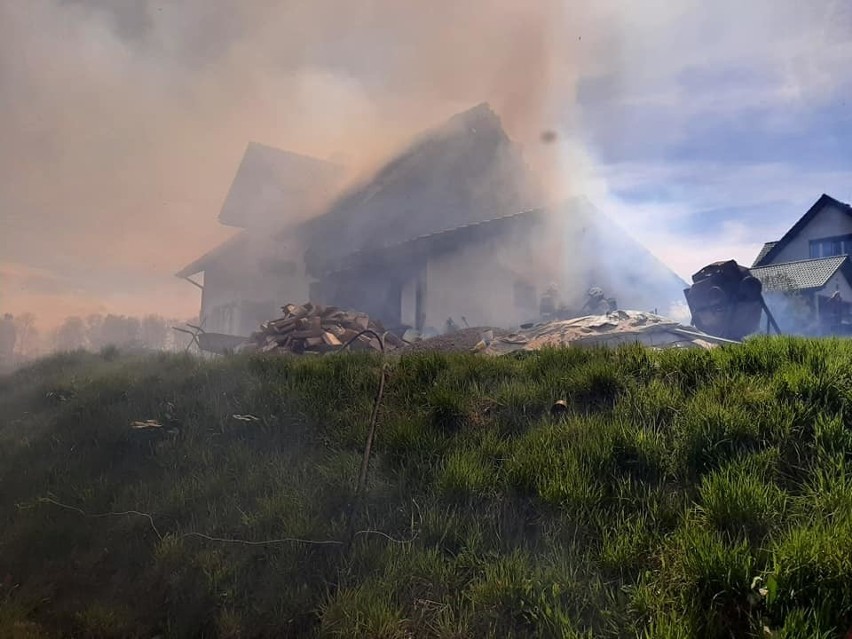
[0,0,585,326]
[2,0,849,333]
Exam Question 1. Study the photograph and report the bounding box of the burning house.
[178,103,687,336]
[751,193,852,334]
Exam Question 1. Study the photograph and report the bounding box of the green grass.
[2,337,852,637]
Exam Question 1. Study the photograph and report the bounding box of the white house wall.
[401,277,417,327]
[420,228,560,329]
[772,204,852,263]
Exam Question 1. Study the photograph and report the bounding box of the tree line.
[1,312,200,364]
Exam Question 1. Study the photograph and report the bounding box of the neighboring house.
[178,103,688,336]
[751,193,852,333]
[176,142,343,335]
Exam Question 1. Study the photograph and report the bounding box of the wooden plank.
[289,326,324,339]
[322,331,342,346]
[340,328,361,343]
[323,324,346,337]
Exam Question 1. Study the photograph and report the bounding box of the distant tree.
[24,325,41,359]
[99,314,141,348]
[13,313,36,357]
[55,316,87,351]
[140,315,169,350]
[0,313,16,365]
[49,313,202,354]
[85,314,105,349]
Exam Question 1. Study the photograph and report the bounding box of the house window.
[809,234,852,258]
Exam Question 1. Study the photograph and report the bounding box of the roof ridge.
[821,192,852,209]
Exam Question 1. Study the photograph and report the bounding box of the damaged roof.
[299,103,539,276]
[218,142,343,229]
[750,256,851,292]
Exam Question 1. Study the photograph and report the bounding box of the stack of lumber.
[242,302,404,354]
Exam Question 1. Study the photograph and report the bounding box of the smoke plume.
[0,0,585,329]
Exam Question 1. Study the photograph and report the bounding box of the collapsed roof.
[482,310,734,355]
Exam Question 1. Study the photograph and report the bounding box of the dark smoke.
[0,0,583,326]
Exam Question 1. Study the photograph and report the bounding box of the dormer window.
[810,234,852,258]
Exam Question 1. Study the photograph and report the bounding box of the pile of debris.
[481,310,738,355]
[241,303,405,355]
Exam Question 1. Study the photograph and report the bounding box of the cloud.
[568,0,852,282]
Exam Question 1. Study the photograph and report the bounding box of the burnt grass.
[1,338,852,638]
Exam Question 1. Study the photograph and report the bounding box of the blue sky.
[568,0,852,280]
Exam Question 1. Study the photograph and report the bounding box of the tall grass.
[3,337,852,637]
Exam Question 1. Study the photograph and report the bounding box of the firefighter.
[539,283,559,319]
[606,295,618,312]
[582,287,612,315]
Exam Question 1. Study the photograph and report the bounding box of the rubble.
[481,310,740,355]
[401,327,510,353]
[240,302,405,355]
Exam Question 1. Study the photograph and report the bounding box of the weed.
[698,463,786,540]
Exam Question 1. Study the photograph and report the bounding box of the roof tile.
[750,256,848,292]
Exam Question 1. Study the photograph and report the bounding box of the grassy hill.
[1,339,851,638]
